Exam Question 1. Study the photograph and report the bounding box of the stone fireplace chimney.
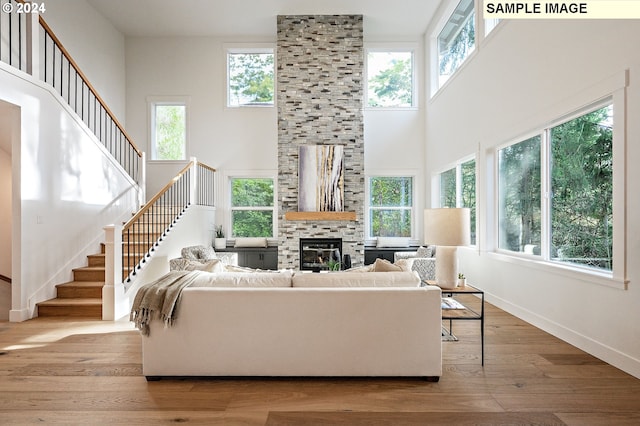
[277,15,365,269]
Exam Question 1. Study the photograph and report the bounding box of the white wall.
[0,136,11,320]
[41,0,126,122]
[425,20,640,377]
[0,131,11,278]
[125,36,427,233]
[0,64,139,321]
[125,36,278,197]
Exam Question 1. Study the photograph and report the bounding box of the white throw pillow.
[394,258,415,272]
[376,237,410,248]
[234,237,268,248]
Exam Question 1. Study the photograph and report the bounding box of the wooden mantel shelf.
[285,211,357,221]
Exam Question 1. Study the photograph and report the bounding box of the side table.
[428,281,485,365]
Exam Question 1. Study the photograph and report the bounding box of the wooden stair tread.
[56,281,104,288]
[72,266,105,272]
[38,298,102,306]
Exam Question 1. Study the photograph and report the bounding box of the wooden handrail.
[38,17,142,157]
[122,160,215,231]
[123,161,194,231]
[198,162,217,173]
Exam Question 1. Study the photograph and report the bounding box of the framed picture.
[298,145,344,212]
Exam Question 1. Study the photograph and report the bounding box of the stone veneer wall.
[277,15,365,269]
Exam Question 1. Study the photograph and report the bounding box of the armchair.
[169,245,238,271]
[394,246,436,281]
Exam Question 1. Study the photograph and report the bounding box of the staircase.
[37,245,107,318]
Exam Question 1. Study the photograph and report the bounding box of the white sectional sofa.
[139,270,442,380]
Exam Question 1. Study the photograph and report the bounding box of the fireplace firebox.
[299,238,342,272]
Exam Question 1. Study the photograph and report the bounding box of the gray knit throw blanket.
[130,270,203,336]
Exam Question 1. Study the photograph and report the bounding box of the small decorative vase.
[457,278,466,287]
[214,238,226,250]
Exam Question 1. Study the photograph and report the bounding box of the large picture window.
[366,50,415,108]
[230,178,275,238]
[497,102,613,271]
[550,105,613,269]
[368,176,413,238]
[227,48,274,107]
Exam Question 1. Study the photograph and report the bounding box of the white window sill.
[486,251,627,290]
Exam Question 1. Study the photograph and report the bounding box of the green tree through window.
[498,136,542,253]
[367,51,413,107]
[153,104,186,161]
[369,177,413,237]
[438,0,475,87]
[228,52,274,107]
[550,106,612,270]
[231,178,274,237]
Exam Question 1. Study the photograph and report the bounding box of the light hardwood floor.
[1,302,639,425]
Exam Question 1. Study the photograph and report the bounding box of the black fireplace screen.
[299,238,342,271]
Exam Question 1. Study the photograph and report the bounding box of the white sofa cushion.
[292,271,421,288]
[234,237,268,248]
[192,271,293,288]
[376,237,410,248]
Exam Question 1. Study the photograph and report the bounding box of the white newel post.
[138,151,147,207]
[190,156,197,205]
[103,225,126,320]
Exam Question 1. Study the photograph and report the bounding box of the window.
[366,50,415,108]
[150,102,186,161]
[497,102,613,271]
[437,0,475,88]
[226,48,274,107]
[368,176,413,238]
[437,159,477,244]
[439,167,456,208]
[550,105,613,270]
[498,136,541,253]
[230,178,275,238]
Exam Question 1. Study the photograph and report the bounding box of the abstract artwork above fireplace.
[298,145,344,212]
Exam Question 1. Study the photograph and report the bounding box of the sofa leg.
[424,376,440,382]
[145,376,162,382]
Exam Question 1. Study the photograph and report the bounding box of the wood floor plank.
[265,411,568,426]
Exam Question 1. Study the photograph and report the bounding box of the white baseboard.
[9,308,30,322]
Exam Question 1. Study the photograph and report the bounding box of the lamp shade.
[424,208,471,247]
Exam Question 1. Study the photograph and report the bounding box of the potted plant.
[327,258,341,272]
[457,273,466,287]
[214,225,226,250]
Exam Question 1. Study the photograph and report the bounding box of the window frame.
[430,0,477,94]
[366,173,417,241]
[227,173,277,240]
[147,96,189,162]
[491,88,627,288]
[365,44,418,110]
[225,44,276,109]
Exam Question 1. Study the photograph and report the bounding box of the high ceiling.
[86,0,443,38]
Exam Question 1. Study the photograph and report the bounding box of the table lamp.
[424,208,470,289]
